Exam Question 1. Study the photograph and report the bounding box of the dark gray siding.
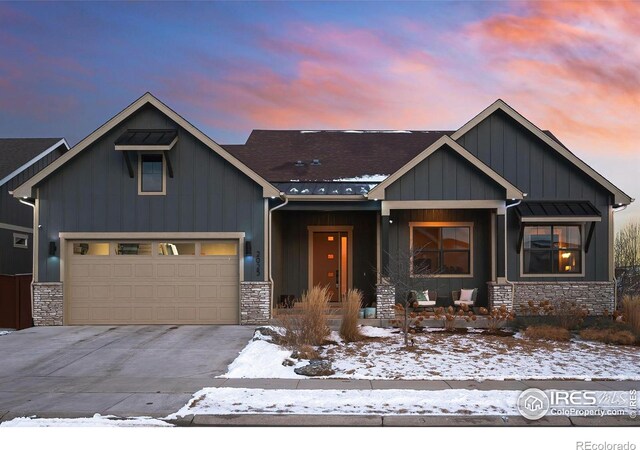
[0,228,32,275]
[456,110,612,281]
[272,210,377,306]
[386,145,505,201]
[36,104,265,282]
[389,209,492,306]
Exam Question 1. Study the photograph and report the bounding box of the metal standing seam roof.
[515,201,602,218]
[273,182,376,196]
[114,129,178,146]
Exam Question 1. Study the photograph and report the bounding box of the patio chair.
[452,288,478,310]
[411,289,437,311]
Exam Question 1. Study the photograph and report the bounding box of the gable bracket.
[164,151,174,178]
[584,221,596,253]
[516,223,525,254]
[123,151,134,178]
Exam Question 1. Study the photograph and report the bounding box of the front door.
[310,230,350,302]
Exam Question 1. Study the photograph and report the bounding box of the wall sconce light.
[49,241,57,256]
[244,241,252,257]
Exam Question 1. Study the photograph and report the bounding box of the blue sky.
[1,1,638,224]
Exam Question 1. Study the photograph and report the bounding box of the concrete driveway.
[0,325,254,420]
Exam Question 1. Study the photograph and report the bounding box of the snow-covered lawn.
[222,326,640,381]
[0,414,172,427]
[169,387,633,417]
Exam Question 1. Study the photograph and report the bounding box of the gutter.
[267,193,288,314]
[18,197,37,315]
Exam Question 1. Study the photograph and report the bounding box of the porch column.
[380,215,390,277]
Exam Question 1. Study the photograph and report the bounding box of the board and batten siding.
[388,209,492,307]
[272,209,377,305]
[36,104,265,282]
[385,145,506,201]
[456,110,612,281]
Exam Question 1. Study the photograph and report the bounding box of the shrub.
[432,305,476,331]
[279,285,331,347]
[524,324,571,341]
[340,289,364,342]
[521,299,588,330]
[579,328,637,345]
[622,295,640,334]
[478,305,515,333]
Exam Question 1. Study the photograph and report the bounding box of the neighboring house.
[12,93,633,326]
[0,138,69,274]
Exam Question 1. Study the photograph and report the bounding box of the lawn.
[223,326,640,381]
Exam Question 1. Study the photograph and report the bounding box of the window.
[523,225,582,275]
[139,153,165,194]
[116,242,152,255]
[73,242,109,256]
[410,223,472,276]
[13,233,28,249]
[158,242,196,256]
[201,241,238,256]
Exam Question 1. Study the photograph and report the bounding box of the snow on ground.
[0,330,12,336]
[223,327,640,380]
[0,414,172,427]
[169,387,631,417]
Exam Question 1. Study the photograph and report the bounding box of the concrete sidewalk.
[1,377,637,425]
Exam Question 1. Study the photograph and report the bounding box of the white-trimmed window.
[410,222,473,277]
[522,225,583,275]
[138,153,166,195]
[13,233,28,249]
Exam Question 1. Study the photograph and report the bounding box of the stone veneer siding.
[375,282,395,319]
[240,281,271,325]
[32,282,63,326]
[488,281,615,315]
[487,282,513,310]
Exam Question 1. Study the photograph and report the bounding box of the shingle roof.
[0,138,64,181]
[223,130,451,182]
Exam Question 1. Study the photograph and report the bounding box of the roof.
[223,130,451,182]
[516,201,602,222]
[274,182,375,197]
[114,129,177,146]
[0,138,68,187]
[12,93,279,198]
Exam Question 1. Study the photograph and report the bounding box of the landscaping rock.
[282,358,296,367]
[294,359,335,376]
[254,327,286,345]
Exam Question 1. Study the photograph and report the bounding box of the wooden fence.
[0,274,32,329]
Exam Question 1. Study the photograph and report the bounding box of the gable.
[13,93,279,198]
[452,100,632,205]
[455,108,614,207]
[385,144,507,201]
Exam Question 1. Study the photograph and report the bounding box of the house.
[0,138,69,275]
[12,93,633,326]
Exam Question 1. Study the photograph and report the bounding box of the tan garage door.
[65,240,239,325]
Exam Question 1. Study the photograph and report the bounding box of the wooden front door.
[311,230,350,302]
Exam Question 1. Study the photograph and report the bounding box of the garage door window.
[73,242,110,256]
[201,241,238,256]
[158,242,196,256]
[116,242,152,255]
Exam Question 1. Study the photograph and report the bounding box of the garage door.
[65,239,239,325]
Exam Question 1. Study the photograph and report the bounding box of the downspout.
[268,193,288,313]
[18,197,36,314]
[504,199,523,302]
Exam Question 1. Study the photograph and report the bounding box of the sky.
[1,1,638,227]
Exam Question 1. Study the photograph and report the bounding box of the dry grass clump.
[340,289,364,342]
[279,285,331,347]
[524,324,571,342]
[292,344,321,360]
[579,328,637,345]
[622,295,640,334]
